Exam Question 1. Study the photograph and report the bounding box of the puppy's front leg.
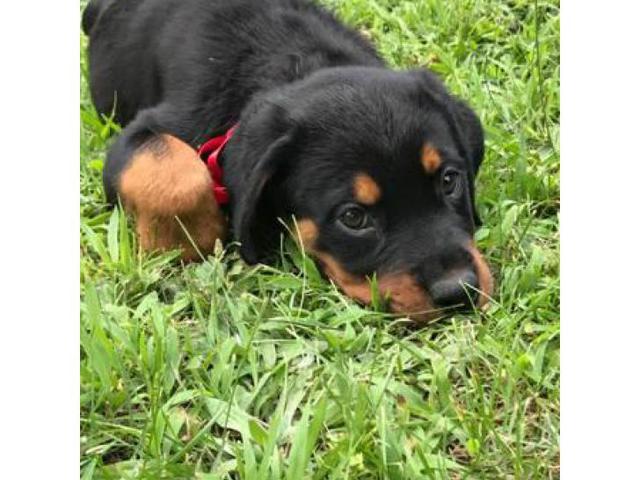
[119,134,227,260]
[104,113,228,261]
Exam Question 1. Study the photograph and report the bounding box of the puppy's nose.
[430,270,479,309]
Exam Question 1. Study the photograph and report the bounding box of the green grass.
[80,0,559,478]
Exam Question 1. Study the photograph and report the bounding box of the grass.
[80,0,559,478]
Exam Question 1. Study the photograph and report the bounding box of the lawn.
[80,0,560,478]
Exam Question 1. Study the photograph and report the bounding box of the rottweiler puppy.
[82,0,493,321]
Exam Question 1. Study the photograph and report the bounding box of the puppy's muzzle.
[428,269,479,310]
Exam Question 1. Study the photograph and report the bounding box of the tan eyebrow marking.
[421,144,441,174]
[353,173,381,205]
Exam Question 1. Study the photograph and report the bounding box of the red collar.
[197,124,238,205]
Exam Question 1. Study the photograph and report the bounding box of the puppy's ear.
[450,98,485,176]
[408,69,485,172]
[234,131,297,263]
[450,98,485,226]
[225,101,299,264]
[409,69,485,226]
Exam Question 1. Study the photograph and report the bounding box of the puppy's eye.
[441,169,462,197]
[338,206,370,230]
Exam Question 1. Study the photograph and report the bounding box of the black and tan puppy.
[82,0,493,321]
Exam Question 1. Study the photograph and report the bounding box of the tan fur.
[316,252,438,322]
[421,144,441,174]
[353,173,381,205]
[468,242,494,308]
[295,218,494,321]
[119,134,228,261]
[314,252,373,304]
[295,218,438,322]
[378,274,438,321]
[297,218,319,250]
[318,246,494,321]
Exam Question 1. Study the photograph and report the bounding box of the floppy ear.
[232,131,298,263]
[449,98,485,176]
[450,98,485,226]
[223,95,302,263]
[408,69,486,226]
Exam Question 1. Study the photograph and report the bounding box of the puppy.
[82,0,493,321]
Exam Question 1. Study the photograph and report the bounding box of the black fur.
[84,0,487,310]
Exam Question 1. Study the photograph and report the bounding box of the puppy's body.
[84,0,381,144]
[83,0,493,321]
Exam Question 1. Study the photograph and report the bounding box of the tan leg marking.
[353,173,381,205]
[119,134,228,261]
[421,144,441,174]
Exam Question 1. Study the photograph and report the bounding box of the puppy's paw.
[119,134,228,261]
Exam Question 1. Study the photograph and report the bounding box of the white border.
[1,0,639,477]
[0,1,79,477]
[562,0,640,478]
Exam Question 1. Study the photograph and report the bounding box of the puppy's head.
[224,67,492,322]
